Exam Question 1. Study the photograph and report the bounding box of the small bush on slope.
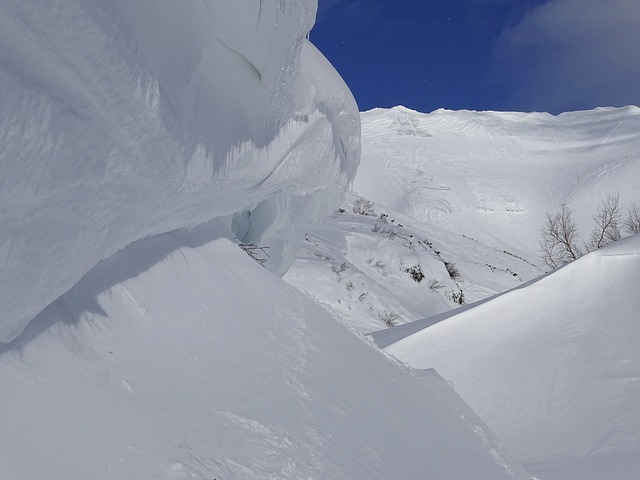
[353,198,375,216]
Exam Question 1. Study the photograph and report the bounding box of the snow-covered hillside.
[0,230,530,480]
[0,0,359,343]
[375,235,640,480]
[287,105,640,334]
[356,105,640,258]
[285,192,542,333]
[283,104,640,479]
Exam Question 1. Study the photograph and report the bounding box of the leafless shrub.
[404,265,424,283]
[539,205,582,269]
[449,290,465,305]
[352,198,375,216]
[331,262,348,274]
[588,192,621,251]
[358,291,369,302]
[625,202,640,234]
[371,223,398,237]
[373,260,385,270]
[541,195,640,270]
[378,310,400,327]
[444,261,460,280]
[428,278,444,290]
[239,244,270,266]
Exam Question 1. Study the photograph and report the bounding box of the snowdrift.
[376,235,640,480]
[0,232,530,480]
[0,0,359,343]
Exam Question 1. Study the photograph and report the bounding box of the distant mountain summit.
[356,105,640,257]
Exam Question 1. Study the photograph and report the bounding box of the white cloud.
[494,0,640,112]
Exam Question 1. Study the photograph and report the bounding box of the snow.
[4,0,638,477]
[0,0,359,343]
[0,232,530,479]
[376,235,640,480]
[285,192,541,333]
[284,104,640,479]
[355,105,640,258]
[287,105,640,335]
[0,2,537,478]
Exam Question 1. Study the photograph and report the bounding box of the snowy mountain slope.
[286,105,639,335]
[0,0,359,343]
[355,105,640,259]
[375,235,640,480]
[285,192,542,333]
[0,231,531,480]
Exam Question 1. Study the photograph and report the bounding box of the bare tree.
[624,202,640,234]
[539,205,582,269]
[588,192,621,250]
[239,243,269,265]
[352,198,374,216]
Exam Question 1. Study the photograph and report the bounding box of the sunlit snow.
[0,1,535,479]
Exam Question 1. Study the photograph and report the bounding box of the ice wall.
[0,0,360,342]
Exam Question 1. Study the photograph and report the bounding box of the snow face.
[0,0,359,343]
[377,235,640,480]
[0,233,530,480]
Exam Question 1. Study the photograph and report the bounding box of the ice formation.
[0,0,360,342]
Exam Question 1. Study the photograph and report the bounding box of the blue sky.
[311,0,640,114]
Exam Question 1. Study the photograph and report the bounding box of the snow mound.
[0,232,530,480]
[377,235,640,480]
[0,0,359,343]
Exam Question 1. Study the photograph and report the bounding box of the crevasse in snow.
[0,0,360,342]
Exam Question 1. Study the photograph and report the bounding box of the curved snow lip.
[372,234,640,349]
[370,271,549,349]
[0,1,359,343]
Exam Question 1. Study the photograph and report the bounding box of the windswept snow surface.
[0,0,359,342]
[0,234,531,480]
[376,235,640,480]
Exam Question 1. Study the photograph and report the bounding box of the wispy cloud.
[493,0,640,112]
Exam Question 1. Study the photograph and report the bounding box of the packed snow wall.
[0,0,360,343]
